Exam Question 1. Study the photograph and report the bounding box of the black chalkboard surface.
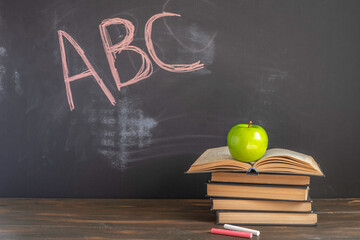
[0,0,359,198]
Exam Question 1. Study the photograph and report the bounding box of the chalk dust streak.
[162,0,217,53]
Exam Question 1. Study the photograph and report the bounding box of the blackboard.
[0,0,359,198]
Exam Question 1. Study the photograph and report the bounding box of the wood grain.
[0,198,359,239]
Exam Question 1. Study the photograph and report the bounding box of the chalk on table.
[211,228,252,238]
[224,224,260,236]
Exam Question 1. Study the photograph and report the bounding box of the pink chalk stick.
[211,228,252,238]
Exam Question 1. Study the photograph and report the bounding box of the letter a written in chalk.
[58,30,116,111]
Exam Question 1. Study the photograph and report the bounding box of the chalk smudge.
[0,47,7,57]
[162,0,217,54]
[267,71,288,82]
[0,66,5,92]
[14,70,23,95]
[161,0,217,74]
[0,46,6,98]
[88,97,157,170]
[258,70,289,112]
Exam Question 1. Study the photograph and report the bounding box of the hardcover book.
[207,182,309,201]
[211,172,310,186]
[216,211,317,226]
[211,198,312,212]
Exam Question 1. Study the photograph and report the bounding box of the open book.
[186,146,324,176]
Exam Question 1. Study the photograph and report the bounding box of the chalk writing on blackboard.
[58,30,116,111]
[58,12,206,111]
[145,12,204,72]
[99,18,153,91]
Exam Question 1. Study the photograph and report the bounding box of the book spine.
[210,181,310,187]
[206,195,309,202]
[247,167,258,174]
[209,196,312,202]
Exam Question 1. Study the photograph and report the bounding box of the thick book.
[216,211,317,226]
[211,172,310,186]
[187,146,324,176]
[211,198,312,212]
[207,182,309,201]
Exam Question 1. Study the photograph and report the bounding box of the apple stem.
[248,121,252,128]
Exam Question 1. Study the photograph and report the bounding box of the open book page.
[187,146,323,175]
[186,146,251,173]
[191,146,234,165]
[255,148,323,175]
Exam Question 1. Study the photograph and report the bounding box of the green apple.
[227,121,268,162]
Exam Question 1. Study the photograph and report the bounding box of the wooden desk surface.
[0,198,359,239]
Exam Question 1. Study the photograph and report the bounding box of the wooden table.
[0,198,359,239]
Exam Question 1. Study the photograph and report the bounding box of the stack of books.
[186,146,324,226]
